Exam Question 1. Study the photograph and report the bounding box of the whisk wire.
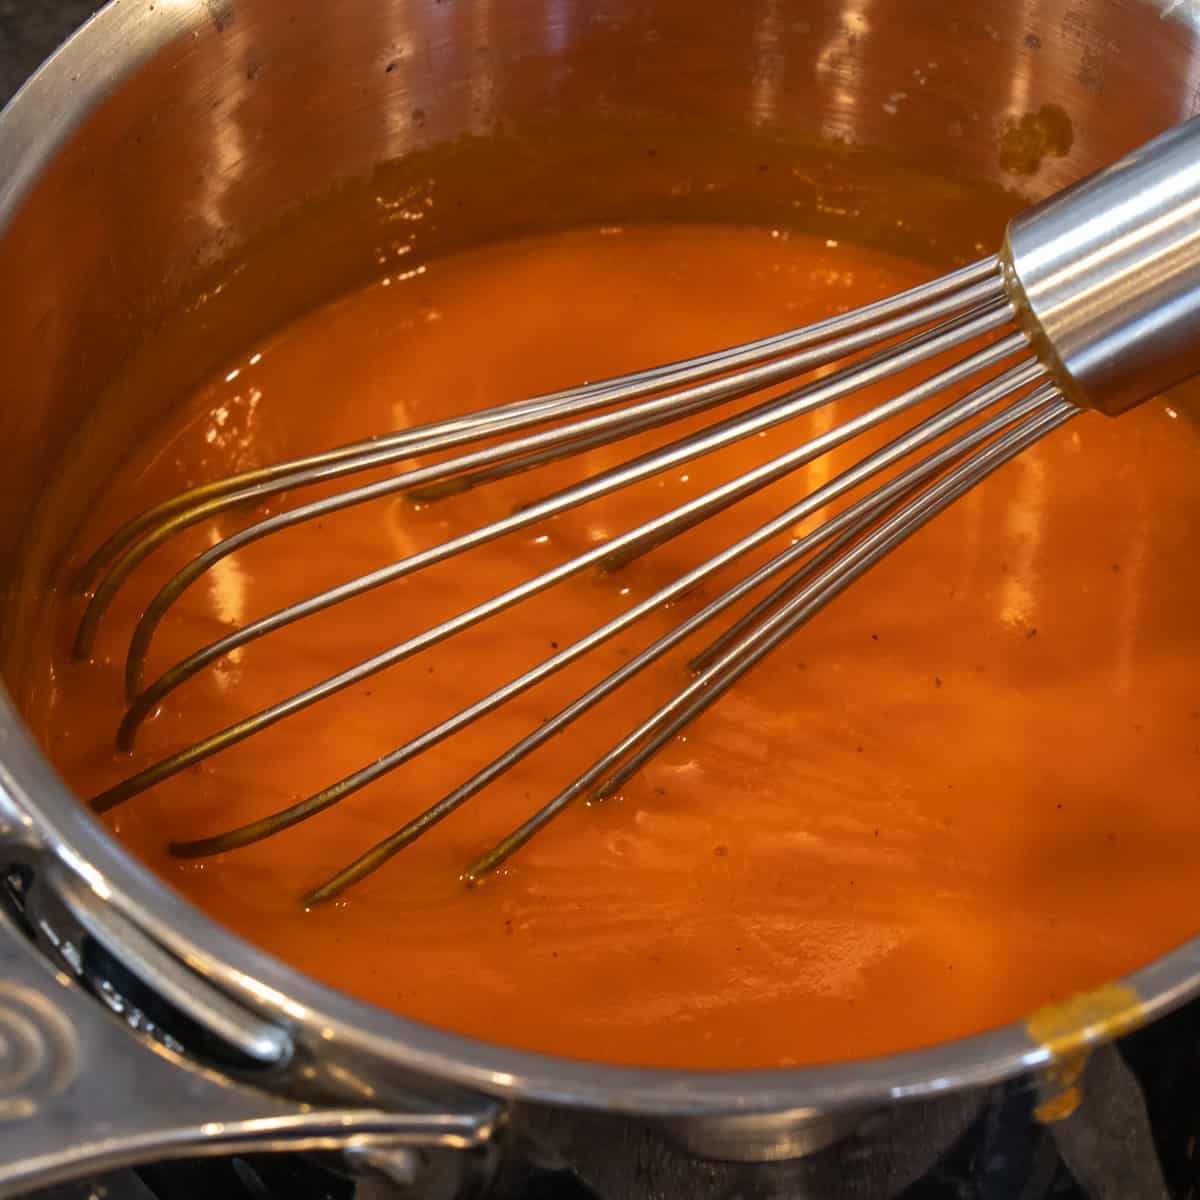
[172,363,1049,862]
[300,385,1071,902]
[75,258,999,595]
[96,319,1025,812]
[74,250,1093,901]
[114,296,1017,755]
[113,276,1009,707]
[459,394,1078,885]
[77,264,1005,673]
[176,370,1060,898]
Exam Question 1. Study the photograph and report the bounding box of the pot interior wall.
[2,0,1199,676]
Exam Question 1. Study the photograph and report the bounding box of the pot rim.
[2,0,1198,1118]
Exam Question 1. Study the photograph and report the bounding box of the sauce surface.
[18,222,1200,1069]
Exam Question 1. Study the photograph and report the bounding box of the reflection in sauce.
[16,222,1200,1069]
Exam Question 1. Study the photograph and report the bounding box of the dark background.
[0,1,101,105]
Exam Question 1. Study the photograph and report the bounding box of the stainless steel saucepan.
[0,1,1198,1195]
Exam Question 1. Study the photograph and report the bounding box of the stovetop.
[22,995,1200,1200]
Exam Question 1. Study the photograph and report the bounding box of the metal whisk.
[74,118,1200,904]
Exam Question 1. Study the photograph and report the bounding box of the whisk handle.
[1003,114,1200,416]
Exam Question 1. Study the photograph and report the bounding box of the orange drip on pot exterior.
[17,222,1200,1070]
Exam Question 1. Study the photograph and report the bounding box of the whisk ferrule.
[1003,114,1200,415]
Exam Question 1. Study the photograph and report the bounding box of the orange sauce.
[15,221,1200,1069]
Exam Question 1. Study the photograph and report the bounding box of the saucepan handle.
[0,856,501,1197]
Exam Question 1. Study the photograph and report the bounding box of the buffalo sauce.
[16,221,1200,1069]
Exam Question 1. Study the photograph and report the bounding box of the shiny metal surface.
[0,0,1198,1192]
[0,904,499,1198]
[1006,114,1200,414]
[657,1106,870,1162]
[82,264,1011,727]
[51,866,291,1065]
